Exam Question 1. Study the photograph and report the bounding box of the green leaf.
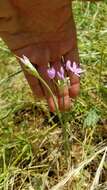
[84,109,100,128]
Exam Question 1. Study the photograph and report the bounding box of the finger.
[69,74,80,98]
[53,61,71,111]
[20,63,45,98]
[58,86,71,112]
[47,96,56,112]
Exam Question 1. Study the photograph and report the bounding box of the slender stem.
[33,72,70,157]
[20,59,70,157]
[98,48,103,95]
[39,76,59,112]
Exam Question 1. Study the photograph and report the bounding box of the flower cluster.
[66,61,85,77]
[47,66,65,80]
[19,56,85,89]
[47,60,85,80]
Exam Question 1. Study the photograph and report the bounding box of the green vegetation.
[0,1,107,189]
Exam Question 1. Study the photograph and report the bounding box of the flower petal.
[66,60,71,71]
[19,57,25,64]
[23,55,31,64]
[74,72,80,77]
[57,71,64,80]
[60,66,64,75]
[47,67,56,79]
[76,68,85,74]
[73,62,77,71]
[70,67,75,73]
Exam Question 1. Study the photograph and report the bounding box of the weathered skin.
[0,0,100,111]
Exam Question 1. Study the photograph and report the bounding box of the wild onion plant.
[19,55,84,158]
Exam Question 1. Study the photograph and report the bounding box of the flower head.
[19,55,31,65]
[47,67,56,79]
[66,60,85,77]
[19,55,39,77]
[57,67,65,80]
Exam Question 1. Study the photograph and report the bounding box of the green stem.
[22,62,70,157]
[39,76,69,157]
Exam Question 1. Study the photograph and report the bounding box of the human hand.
[11,0,80,112]
[1,0,80,112]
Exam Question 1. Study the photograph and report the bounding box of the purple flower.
[66,60,72,71]
[66,60,85,77]
[47,67,56,79]
[57,67,65,80]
